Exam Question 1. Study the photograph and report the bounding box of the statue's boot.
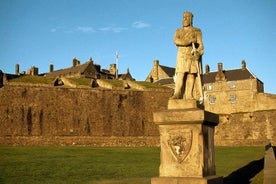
[170,93,180,99]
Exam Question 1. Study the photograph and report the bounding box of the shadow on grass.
[223,157,264,184]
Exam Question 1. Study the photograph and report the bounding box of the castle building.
[46,57,102,79]
[146,59,276,146]
[46,57,134,80]
[146,59,276,114]
[202,61,274,114]
[145,60,175,88]
[27,66,39,76]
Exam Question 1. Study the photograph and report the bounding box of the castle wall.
[255,93,276,111]
[0,84,275,146]
[215,111,276,146]
[0,85,170,145]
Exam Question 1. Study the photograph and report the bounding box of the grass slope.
[0,146,264,184]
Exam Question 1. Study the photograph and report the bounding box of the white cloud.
[132,21,150,29]
[76,26,96,33]
[112,27,128,33]
[50,26,95,34]
[99,26,128,33]
[99,27,112,31]
[52,25,128,34]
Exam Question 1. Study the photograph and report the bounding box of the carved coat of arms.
[167,130,193,163]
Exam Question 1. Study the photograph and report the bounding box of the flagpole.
[115,51,118,79]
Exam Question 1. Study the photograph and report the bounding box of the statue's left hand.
[192,52,201,60]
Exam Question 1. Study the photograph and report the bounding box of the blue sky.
[0,0,275,94]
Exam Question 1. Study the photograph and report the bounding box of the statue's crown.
[183,11,193,18]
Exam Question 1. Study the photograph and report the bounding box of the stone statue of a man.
[171,12,204,100]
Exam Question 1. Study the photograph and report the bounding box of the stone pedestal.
[151,99,223,184]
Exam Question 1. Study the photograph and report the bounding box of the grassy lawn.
[8,76,55,84]
[101,79,124,88]
[136,81,170,89]
[67,78,91,86]
[0,146,264,184]
[216,146,264,184]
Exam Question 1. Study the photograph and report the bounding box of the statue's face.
[183,15,192,27]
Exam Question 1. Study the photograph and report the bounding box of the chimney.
[33,66,39,75]
[89,57,93,64]
[215,62,226,81]
[15,64,20,75]
[49,63,54,72]
[154,59,159,66]
[205,64,210,74]
[73,57,80,67]
[153,60,159,81]
[218,63,223,72]
[109,64,117,75]
[241,59,246,70]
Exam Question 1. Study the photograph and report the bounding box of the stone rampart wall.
[215,110,276,146]
[0,84,275,146]
[0,85,171,143]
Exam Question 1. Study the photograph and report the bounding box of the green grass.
[67,78,91,86]
[0,147,159,184]
[8,76,55,84]
[101,80,124,87]
[0,146,264,184]
[215,146,264,184]
[136,81,170,89]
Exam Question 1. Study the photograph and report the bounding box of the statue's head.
[183,11,193,27]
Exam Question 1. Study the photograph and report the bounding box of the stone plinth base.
[151,175,223,184]
[168,99,201,109]
[152,99,222,184]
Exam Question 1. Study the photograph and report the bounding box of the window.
[229,81,236,89]
[206,84,213,91]
[230,94,236,103]
[209,95,216,104]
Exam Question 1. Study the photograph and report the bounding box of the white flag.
[115,51,119,59]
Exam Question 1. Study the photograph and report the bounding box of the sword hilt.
[191,42,197,55]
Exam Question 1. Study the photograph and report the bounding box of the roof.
[118,70,134,80]
[46,61,94,77]
[154,67,262,85]
[202,68,260,84]
[159,65,175,77]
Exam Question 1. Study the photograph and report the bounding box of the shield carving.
[167,130,193,163]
